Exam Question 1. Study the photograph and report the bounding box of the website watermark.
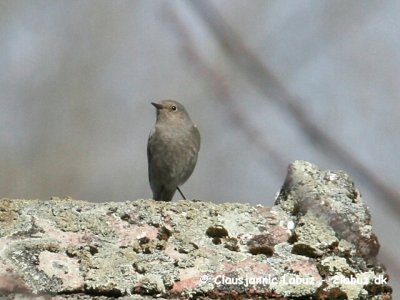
[199,274,388,287]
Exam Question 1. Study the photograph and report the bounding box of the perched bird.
[147,100,201,201]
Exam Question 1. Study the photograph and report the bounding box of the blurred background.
[1,0,399,295]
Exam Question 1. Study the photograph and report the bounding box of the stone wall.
[0,161,392,299]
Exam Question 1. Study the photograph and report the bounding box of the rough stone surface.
[0,161,392,299]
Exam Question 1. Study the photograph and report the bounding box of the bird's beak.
[151,102,163,109]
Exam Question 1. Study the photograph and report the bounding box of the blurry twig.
[165,5,287,175]
[186,0,400,215]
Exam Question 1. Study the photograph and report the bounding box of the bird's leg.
[176,187,186,200]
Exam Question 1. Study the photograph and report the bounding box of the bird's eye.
[171,105,177,111]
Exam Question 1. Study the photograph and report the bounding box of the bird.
[147,100,201,201]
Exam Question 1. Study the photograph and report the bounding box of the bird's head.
[151,100,192,125]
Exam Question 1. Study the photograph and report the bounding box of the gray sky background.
[1,0,399,295]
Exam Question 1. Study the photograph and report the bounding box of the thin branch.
[187,0,400,216]
[165,5,287,175]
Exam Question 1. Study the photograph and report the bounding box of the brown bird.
[147,100,201,201]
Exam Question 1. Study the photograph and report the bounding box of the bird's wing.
[147,127,156,163]
[192,125,201,151]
